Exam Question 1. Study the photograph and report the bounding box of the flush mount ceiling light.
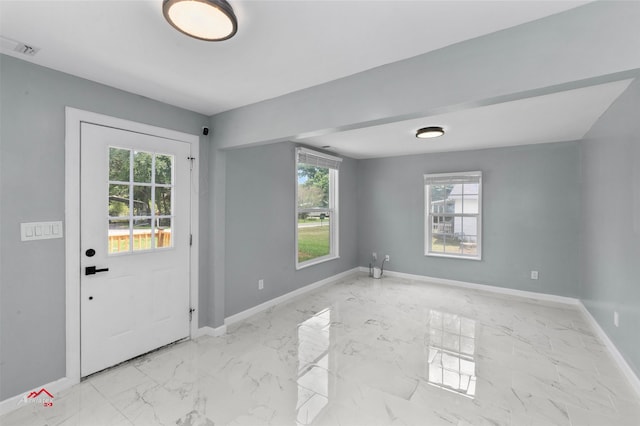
[163,0,237,41]
[416,126,445,139]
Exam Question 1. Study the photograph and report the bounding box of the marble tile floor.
[2,274,639,426]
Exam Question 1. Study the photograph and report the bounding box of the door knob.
[85,266,109,275]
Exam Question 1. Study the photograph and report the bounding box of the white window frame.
[424,171,482,260]
[295,147,341,269]
[107,148,176,255]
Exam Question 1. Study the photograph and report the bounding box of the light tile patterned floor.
[2,274,639,425]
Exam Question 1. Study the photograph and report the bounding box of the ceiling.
[3,0,633,159]
[298,79,634,159]
[0,0,591,116]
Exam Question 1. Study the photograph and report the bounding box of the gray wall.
[581,78,640,376]
[357,142,582,298]
[207,146,227,327]
[224,142,359,316]
[0,55,209,400]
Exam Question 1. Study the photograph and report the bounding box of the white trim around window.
[424,171,482,260]
[295,147,341,269]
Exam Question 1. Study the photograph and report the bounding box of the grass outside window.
[297,220,330,263]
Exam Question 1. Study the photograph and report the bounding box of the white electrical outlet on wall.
[258,279,264,290]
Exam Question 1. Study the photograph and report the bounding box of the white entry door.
[80,123,191,377]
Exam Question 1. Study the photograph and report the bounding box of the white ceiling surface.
[299,79,634,159]
[0,0,590,116]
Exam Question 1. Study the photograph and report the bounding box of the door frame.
[64,107,200,383]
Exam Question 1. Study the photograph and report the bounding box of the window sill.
[296,254,340,270]
[425,252,482,261]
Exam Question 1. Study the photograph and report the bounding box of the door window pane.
[155,187,172,216]
[108,219,130,253]
[133,218,152,252]
[155,154,173,185]
[109,184,130,217]
[132,186,152,216]
[133,151,152,183]
[156,218,172,248]
[109,148,130,182]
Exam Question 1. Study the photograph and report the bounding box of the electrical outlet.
[372,252,377,260]
[614,311,619,327]
[258,279,264,290]
[385,255,390,262]
[530,270,538,280]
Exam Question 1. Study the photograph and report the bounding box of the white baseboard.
[359,267,580,306]
[194,325,227,338]
[577,303,640,399]
[358,266,640,399]
[224,267,360,326]
[0,376,76,417]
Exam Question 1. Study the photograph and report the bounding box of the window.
[108,147,174,254]
[425,171,482,259]
[296,148,341,268]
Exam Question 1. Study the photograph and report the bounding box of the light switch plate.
[21,221,63,241]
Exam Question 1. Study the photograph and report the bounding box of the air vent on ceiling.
[15,43,39,56]
[0,36,40,56]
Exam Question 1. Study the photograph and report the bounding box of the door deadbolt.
[86,248,96,257]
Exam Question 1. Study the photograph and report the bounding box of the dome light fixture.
[416,126,445,139]
[163,0,238,41]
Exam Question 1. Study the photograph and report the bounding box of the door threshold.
[80,336,190,381]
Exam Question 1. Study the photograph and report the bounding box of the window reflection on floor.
[426,310,477,398]
[296,308,331,425]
